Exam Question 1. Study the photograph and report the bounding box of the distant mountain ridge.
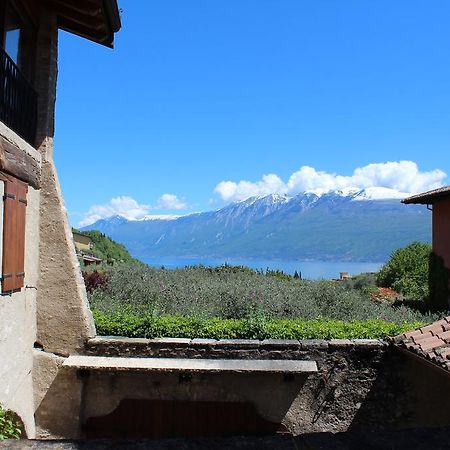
[81,189,431,262]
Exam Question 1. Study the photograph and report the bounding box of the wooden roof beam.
[51,2,104,30]
[58,17,112,46]
[48,0,102,17]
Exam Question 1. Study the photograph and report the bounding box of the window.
[0,173,27,294]
[1,0,36,82]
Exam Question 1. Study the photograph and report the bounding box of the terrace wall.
[34,337,450,439]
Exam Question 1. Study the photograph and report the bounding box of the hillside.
[73,229,137,264]
[81,190,431,262]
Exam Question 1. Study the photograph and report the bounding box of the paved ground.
[2,428,450,450]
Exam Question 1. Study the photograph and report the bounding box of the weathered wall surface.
[0,127,41,438]
[34,8,95,357]
[79,338,450,436]
[33,337,416,439]
[433,198,450,272]
[83,338,394,436]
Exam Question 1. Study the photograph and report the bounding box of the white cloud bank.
[156,193,188,210]
[214,161,447,203]
[79,193,187,227]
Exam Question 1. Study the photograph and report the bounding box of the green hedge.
[93,310,423,340]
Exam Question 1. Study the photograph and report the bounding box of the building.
[0,0,120,438]
[403,185,450,309]
[72,231,93,253]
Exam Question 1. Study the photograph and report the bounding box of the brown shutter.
[2,175,27,293]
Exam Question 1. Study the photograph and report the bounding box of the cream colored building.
[73,231,93,253]
[0,0,120,438]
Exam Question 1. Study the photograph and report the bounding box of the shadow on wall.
[350,349,450,430]
[429,252,450,311]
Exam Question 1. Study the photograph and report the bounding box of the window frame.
[0,171,28,295]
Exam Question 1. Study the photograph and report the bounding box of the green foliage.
[429,252,450,311]
[73,229,137,266]
[88,263,436,326]
[377,242,431,301]
[93,310,423,340]
[0,407,21,440]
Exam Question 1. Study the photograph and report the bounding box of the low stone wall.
[34,336,450,439]
[84,337,392,435]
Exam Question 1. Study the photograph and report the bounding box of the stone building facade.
[0,0,121,437]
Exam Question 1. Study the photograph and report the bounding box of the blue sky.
[54,0,450,226]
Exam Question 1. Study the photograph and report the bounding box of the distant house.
[403,185,450,308]
[79,254,102,266]
[72,231,93,253]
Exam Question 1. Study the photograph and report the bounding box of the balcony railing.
[0,47,37,146]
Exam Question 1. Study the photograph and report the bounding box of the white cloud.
[214,161,447,202]
[79,196,150,227]
[156,193,188,210]
[79,193,189,227]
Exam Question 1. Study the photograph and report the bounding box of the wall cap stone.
[85,337,387,355]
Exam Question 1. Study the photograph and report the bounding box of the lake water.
[141,257,384,280]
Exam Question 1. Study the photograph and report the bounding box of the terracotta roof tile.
[436,330,450,342]
[411,331,433,343]
[418,336,445,352]
[403,329,423,339]
[419,322,446,334]
[437,347,450,359]
[392,316,450,373]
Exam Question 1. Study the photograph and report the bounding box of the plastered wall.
[0,128,41,438]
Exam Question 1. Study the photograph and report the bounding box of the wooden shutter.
[2,175,27,293]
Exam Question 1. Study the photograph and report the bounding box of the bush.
[377,242,431,301]
[93,310,423,340]
[82,270,108,293]
[88,263,436,325]
[0,407,22,440]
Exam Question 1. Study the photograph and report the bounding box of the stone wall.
[84,337,393,435]
[83,337,450,434]
[35,337,390,438]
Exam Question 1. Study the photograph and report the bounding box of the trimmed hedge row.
[93,310,423,340]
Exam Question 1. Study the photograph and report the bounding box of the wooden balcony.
[0,46,37,146]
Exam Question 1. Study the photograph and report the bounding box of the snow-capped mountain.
[81,189,431,262]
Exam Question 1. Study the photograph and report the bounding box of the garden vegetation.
[0,406,21,440]
[87,258,439,340]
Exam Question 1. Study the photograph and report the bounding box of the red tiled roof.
[391,316,450,371]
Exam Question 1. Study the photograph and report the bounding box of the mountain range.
[81,189,431,262]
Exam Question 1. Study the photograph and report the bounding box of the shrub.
[377,242,431,301]
[93,310,423,340]
[0,407,22,440]
[82,270,108,294]
[88,263,436,325]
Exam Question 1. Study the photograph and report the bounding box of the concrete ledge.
[63,355,318,374]
[84,337,387,359]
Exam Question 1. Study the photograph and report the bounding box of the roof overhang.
[402,185,450,205]
[46,0,121,48]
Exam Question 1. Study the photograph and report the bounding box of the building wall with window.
[0,122,41,438]
[0,0,120,437]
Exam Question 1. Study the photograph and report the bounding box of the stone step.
[63,355,318,374]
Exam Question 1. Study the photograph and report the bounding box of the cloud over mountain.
[156,193,187,210]
[79,193,188,227]
[214,161,447,202]
[78,196,150,227]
